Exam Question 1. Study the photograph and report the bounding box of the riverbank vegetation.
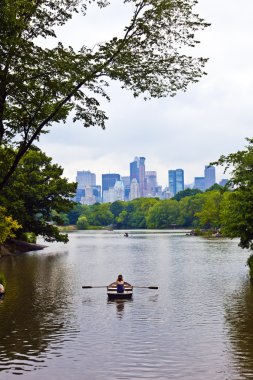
[59,187,227,232]
[0,147,76,245]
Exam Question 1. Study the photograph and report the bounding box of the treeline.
[60,185,230,231]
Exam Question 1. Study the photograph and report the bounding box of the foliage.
[173,188,202,201]
[146,199,179,228]
[0,0,209,190]
[0,147,76,242]
[195,191,223,229]
[110,201,125,218]
[0,207,21,244]
[205,183,224,192]
[76,215,89,230]
[176,194,205,227]
[87,203,113,226]
[67,203,87,225]
[213,138,253,249]
[21,232,37,243]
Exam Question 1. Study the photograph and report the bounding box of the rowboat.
[107,282,133,300]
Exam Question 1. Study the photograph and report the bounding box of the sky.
[38,0,253,187]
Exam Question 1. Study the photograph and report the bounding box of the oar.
[133,286,158,289]
[82,285,158,289]
[82,286,107,288]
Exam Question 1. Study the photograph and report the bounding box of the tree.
[195,190,223,229]
[76,215,89,230]
[176,194,205,227]
[146,199,179,228]
[0,207,21,244]
[173,188,202,201]
[67,203,89,225]
[110,201,125,218]
[0,147,76,242]
[88,203,113,226]
[0,0,209,190]
[213,138,253,249]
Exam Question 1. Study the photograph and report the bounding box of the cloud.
[39,0,253,187]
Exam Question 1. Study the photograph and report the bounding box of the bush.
[77,215,89,230]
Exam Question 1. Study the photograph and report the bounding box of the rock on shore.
[0,240,47,257]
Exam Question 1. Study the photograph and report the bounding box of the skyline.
[75,160,225,189]
[38,0,253,187]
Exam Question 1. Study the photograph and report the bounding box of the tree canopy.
[213,138,253,249]
[0,0,209,190]
[0,147,76,242]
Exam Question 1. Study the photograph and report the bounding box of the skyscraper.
[139,157,146,197]
[102,173,120,202]
[76,170,96,188]
[145,171,157,196]
[204,165,216,190]
[130,156,146,197]
[130,157,139,183]
[114,180,125,201]
[130,178,140,200]
[193,177,205,191]
[168,169,184,197]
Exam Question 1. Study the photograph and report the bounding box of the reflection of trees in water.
[0,253,78,375]
[225,281,253,379]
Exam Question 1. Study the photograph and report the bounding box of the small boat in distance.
[107,282,133,300]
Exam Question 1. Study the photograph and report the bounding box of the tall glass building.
[168,169,184,197]
[130,156,146,197]
[102,173,120,202]
[194,177,205,192]
[204,165,216,190]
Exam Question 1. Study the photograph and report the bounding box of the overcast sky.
[38,0,253,187]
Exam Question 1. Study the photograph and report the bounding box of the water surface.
[0,230,252,379]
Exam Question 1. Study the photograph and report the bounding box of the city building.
[219,178,229,187]
[139,157,146,197]
[130,156,146,197]
[129,178,140,200]
[145,171,157,197]
[130,157,139,183]
[121,176,130,201]
[168,169,184,197]
[102,173,120,202]
[114,180,125,201]
[76,170,96,188]
[102,187,115,203]
[193,177,205,192]
[74,170,100,205]
[74,188,85,203]
[204,165,216,190]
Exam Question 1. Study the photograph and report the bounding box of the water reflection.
[225,281,253,379]
[0,253,79,375]
[0,231,248,380]
[107,299,132,319]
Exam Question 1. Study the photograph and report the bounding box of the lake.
[0,230,253,380]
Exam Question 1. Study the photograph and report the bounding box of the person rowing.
[116,274,125,293]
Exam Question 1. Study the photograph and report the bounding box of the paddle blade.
[148,286,158,289]
[82,286,93,288]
